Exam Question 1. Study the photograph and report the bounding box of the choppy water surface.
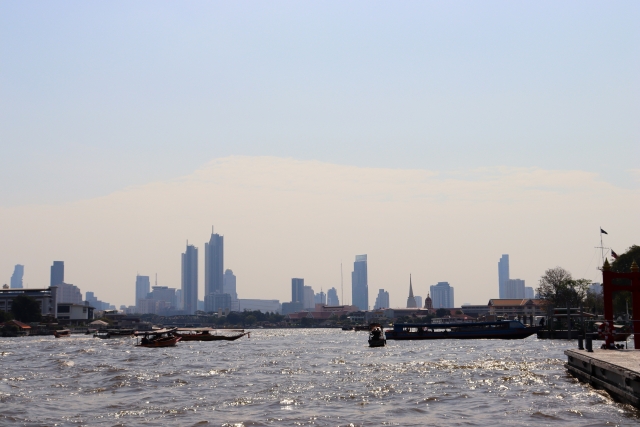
[1,329,638,426]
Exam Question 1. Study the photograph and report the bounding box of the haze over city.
[1,2,638,308]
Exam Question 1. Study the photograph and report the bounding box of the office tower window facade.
[498,255,509,299]
[54,282,83,304]
[303,286,315,309]
[505,279,525,299]
[181,244,198,315]
[205,293,232,312]
[374,289,390,309]
[205,230,224,296]
[135,275,150,308]
[524,286,535,299]
[10,264,24,289]
[51,261,64,287]
[351,254,368,311]
[327,287,340,306]
[291,278,304,303]
[223,269,238,300]
[430,282,454,308]
[414,296,422,308]
[314,291,326,305]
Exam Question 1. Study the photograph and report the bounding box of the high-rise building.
[205,293,231,312]
[351,254,368,311]
[181,243,198,315]
[291,278,304,303]
[223,269,238,300]
[303,286,315,309]
[406,275,417,308]
[135,275,150,308]
[414,296,423,308]
[524,286,535,299]
[505,279,525,299]
[314,291,326,305]
[204,230,224,296]
[430,282,454,308]
[374,289,389,309]
[10,265,24,289]
[51,261,64,287]
[54,283,83,304]
[327,287,340,306]
[498,255,509,298]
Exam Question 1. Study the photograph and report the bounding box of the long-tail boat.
[134,328,181,347]
[175,327,249,341]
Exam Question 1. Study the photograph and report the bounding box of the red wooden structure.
[602,259,640,349]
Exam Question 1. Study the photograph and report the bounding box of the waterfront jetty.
[565,348,640,407]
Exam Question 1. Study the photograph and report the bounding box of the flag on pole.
[600,228,608,235]
[611,250,619,259]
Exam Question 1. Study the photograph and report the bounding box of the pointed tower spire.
[406,274,417,308]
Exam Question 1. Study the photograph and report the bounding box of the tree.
[11,295,42,323]
[245,315,257,325]
[537,267,590,308]
[536,267,572,306]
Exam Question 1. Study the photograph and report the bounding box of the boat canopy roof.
[392,320,524,330]
[176,328,245,332]
[134,328,176,336]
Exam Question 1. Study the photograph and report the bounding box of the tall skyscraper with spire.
[406,275,417,308]
[498,254,510,298]
[351,255,368,311]
[181,243,198,315]
[204,228,224,312]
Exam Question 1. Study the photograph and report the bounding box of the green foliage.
[11,295,42,323]
[611,245,640,273]
[536,267,590,307]
[0,310,13,322]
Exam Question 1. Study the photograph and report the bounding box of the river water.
[0,329,638,426]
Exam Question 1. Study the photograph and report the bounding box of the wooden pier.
[565,348,640,407]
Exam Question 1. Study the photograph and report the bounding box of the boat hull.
[368,339,386,347]
[137,336,181,348]
[176,333,247,341]
[386,328,539,340]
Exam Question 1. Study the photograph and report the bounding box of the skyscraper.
[314,291,326,305]
[374,289,389,309]
[291,278,304,303]
[10,265,24,289]
[406,275,417,308]
[351,254,368,311]
[498,254,509,298]
[524,286,535,299]
[50,261,64,287]
[181,243,198,315]
[505,279,525,299]
[327,287,340,306]
[303,286,315,309]
[135,275,150,307]
[204,230,224,296]
[430,282,454,308]
[223,269,238,300]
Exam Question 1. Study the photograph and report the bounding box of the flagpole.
[600,226,604,267]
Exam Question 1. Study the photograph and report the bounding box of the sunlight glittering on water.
[0,330,638,426]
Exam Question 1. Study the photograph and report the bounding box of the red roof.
[3,320,31,329]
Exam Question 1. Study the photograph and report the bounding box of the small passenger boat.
[385,320,539,340]
[93,331,111,339]
[368,323,386,347]
[54,329,71,338]
[134,328,181,347]
[175,328,248,341]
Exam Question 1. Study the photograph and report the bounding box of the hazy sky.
[1,2,638,307]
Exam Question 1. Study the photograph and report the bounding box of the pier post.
[585,333,593,352]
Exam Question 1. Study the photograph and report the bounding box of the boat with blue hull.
[385,320,539,340]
